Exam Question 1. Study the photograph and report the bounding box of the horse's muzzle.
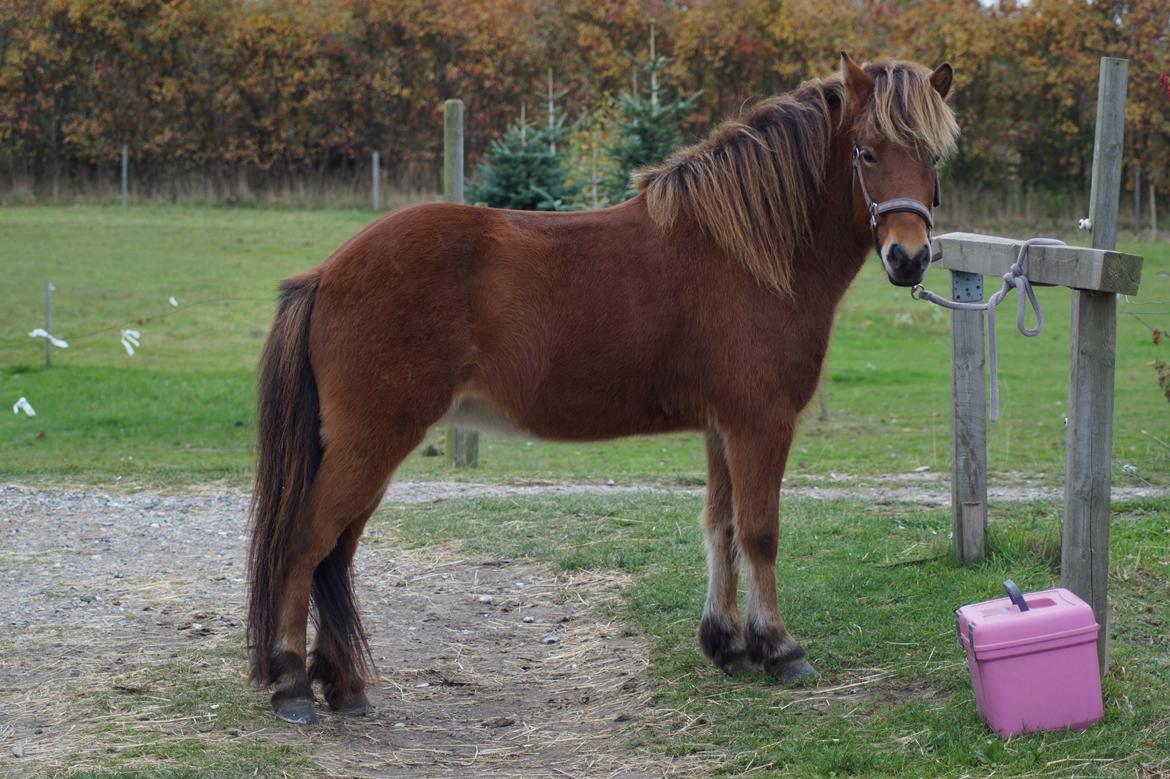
[881,242,931,287]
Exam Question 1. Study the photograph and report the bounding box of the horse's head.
[840,53,957,287]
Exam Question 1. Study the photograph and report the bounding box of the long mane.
[635,60,959,295]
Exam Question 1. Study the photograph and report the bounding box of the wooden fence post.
[950,270,987,564]
[442,99,478,467]
[1062,56,1126,676]
[443,100,463,205]
[371,151,381,211]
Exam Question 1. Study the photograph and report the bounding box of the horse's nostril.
[886,243,908,265]
[883,242,929,285]
[888,243,929,270]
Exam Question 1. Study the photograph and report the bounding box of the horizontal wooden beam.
[931,232,1142,295]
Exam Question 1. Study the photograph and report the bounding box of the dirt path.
[0,484,707,777]
[379,474,1167,507]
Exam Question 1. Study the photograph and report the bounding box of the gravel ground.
[381,474,1167,506]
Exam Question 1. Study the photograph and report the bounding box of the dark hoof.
[332,691,373,716]
[273,697,318,725]
[772,658,819,686]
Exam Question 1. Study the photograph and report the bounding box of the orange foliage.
[0,0,1166,193]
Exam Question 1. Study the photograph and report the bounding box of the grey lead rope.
[912,237,1066,422]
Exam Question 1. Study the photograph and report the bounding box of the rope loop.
[912,237,1066,422]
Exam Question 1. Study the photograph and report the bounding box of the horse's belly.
[446,385,701,443]
[442,397,525,437]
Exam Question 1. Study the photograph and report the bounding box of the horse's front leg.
[722,421,818,683]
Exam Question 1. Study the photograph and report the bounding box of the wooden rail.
[933,233,1141,295]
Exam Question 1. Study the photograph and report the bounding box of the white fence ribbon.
[28,328,69,349]
[121,329,141,356]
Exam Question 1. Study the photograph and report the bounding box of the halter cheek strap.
[852,146,939,253]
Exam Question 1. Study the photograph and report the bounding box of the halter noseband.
[851,145,940,254]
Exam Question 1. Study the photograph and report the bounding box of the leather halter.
[851,146,940,253]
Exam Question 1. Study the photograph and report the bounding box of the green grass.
[1,204,1168,486]
[377,493,1170,777]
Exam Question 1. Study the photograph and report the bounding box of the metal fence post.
[121,145,129,207]
[44,281,53,368]
[372,151,381,211]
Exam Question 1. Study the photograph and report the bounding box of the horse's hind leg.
[698,428,749,673]
[269,429,423,723]
[308,520,376,715]
[722,422,818,684]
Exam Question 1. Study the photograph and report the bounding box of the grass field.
[1,205,1168,487]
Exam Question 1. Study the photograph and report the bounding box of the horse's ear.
[839,51,874,110]
[930,62,954,99]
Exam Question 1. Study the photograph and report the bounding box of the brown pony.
[247,53,958,724]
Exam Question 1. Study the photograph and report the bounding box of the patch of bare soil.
[0,485,706,777]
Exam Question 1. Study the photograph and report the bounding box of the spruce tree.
[605,25,698,202]
[468,116,576,211]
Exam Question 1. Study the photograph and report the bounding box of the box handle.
[956,610,978,661]
[1003,579,1030,612]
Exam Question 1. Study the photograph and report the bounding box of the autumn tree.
[1,0,1167,213]
[1110,0,1170,213]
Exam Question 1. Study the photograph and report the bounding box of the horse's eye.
[861,149,878,165]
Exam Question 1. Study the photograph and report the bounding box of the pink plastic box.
[956,583,1102,738]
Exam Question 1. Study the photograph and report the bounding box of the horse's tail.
[247,270,322,685]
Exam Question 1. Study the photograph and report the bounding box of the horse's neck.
[791,152,873,314]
